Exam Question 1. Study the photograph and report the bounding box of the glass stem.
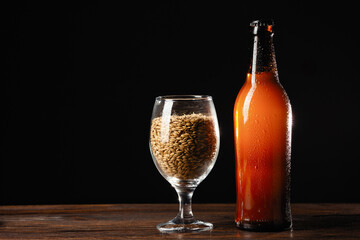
[174,186,196,223]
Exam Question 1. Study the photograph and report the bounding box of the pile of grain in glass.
[150,113,217,180]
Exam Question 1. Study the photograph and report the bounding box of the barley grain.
[150,113,218,180]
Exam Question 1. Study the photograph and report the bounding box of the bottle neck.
[248,32,278,76]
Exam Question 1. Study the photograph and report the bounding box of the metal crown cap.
[250,19,274,34]
[250,19,274,27]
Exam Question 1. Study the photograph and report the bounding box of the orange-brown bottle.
[233,20,292,231]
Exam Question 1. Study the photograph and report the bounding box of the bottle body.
[233,20,292,231]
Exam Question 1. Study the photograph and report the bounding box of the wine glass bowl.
[149,95,220,232]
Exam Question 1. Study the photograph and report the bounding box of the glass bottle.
[233,19,292,231]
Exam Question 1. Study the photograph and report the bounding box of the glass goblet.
[149,95,220,232]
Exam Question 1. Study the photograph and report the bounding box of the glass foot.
[157,218,213,233]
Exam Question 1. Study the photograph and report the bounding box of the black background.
[2,1,360,205]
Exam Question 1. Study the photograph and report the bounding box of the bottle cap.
[250,19,274,34]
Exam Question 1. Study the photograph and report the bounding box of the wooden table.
[0,203,359,239]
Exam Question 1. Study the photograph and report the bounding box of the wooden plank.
[0,204,358,239]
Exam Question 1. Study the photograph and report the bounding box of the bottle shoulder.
[234,73,291,113]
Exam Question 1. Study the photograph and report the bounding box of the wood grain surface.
[0,203,359,239]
